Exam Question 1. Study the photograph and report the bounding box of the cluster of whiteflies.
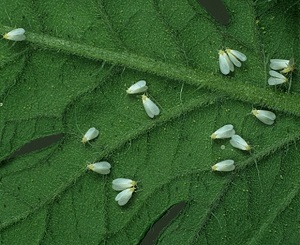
[82,127,112,174]
[3,28,26,41]
[3,28,141,207]
[210,125,250,172]
[83,128,138,206]
[218,48,296,89]
[112,178,137,206]
[3,28,282,201]
[218,48,247,75]
[211,108,276,172]
[126,80,160,118]
[211,124,251,151]
[268,58,295,86]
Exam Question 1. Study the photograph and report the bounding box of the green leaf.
[0,0,299,244]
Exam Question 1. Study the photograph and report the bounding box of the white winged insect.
[211,124,235,139]
[3,28,26,41]
[81,127,99,144]
[230,135,251,151]
[115,187,135,206]
[268,70,288,85]
[112,178,137,191]
[112,178,138,206]
[218,48,247,75]
[270,58,295,74]
[87,161,111,175]
[218,50,233,75]
[126,80,148,94]
[226,48,247,67]
[142,95,160,118]
[251,109,276,125]
[212,159,235,172]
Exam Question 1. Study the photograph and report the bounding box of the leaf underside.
[0,0,299,244]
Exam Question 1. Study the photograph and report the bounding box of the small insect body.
[81,127,99,143]
[211,124,235,139]
[270,58,295,74]
[268,70,288,85]
[126,80,148,94]
[142,95,160,118]
[251,109,276,125]
[270,59,289,70]
[281,58,295,74]
[3,28,26,41]
[115,187,135,206]
[212,159,235,172]
[226,48,247,67]
[218,48,247,75]
[230,135,251,151]
[87,161,111,175]
[112,178,137,191]
[112,178,138,206]
[218,50,233,75]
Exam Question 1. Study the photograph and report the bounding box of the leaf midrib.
[1,25,299,117]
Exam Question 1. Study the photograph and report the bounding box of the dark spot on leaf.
[8,133,64,159]
[140,201,186,244]
[197,0,230,25]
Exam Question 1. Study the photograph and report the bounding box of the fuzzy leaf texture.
[0,0,299,244]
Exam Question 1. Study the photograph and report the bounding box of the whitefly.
[211,124,235,139]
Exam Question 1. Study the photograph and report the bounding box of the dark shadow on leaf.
[8,133,64,159]
[140,201,186,245]
[197,0,230,25]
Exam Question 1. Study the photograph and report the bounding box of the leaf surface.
[0,0,299,244]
